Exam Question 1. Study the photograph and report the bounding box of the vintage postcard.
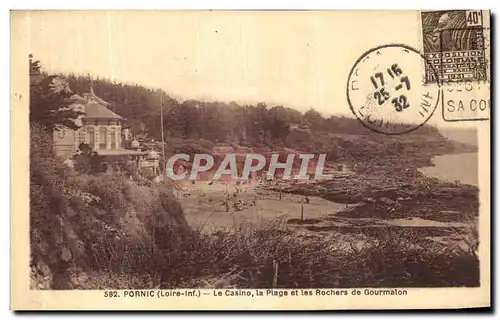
[11,10,491,310]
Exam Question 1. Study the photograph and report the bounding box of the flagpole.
[160,91,166,182]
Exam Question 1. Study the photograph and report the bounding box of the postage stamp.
[421,10,488,83]
[346,44,440,135]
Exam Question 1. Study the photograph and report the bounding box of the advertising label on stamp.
[442,80,490,122]
[347,44,440,135]
[421,10,488,83]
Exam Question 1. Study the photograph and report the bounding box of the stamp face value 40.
[421,10,488,83]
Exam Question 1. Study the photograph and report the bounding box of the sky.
[21,10,485,129]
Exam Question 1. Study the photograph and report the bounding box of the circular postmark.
[347,44,441,135]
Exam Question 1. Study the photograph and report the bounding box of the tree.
[303,108,324,131]
[286,128,314,151]
[29,55,84,133]
[73,143,108,174]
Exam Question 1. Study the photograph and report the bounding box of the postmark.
[421,10,488,83]
[347,44,441,135]
[442,79,490,122]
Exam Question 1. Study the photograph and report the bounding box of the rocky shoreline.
[265,145,479,225]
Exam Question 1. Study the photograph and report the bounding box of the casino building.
[53,87,160,176]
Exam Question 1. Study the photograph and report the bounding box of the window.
[99,127,107,149]
[87,127,95,149]
[78,130,84,143]
[77,129,86,148]
[110,128,117,149]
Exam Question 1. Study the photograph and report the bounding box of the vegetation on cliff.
[29,58,189,289]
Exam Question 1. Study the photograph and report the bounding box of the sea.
[418,152,478,186]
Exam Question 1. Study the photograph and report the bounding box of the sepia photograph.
[11,9,490,310]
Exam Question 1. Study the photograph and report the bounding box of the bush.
[68,219,479,289]
[285,128,314,151]
[30,125,190,288]
[30,123,77,288]
[165,137,214,155]
[73,153,107,175]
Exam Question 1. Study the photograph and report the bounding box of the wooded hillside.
[65,74,446,150]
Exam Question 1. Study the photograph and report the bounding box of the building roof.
[83,91,111,107]
[83,102,123,120]
[71,87,123,120]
